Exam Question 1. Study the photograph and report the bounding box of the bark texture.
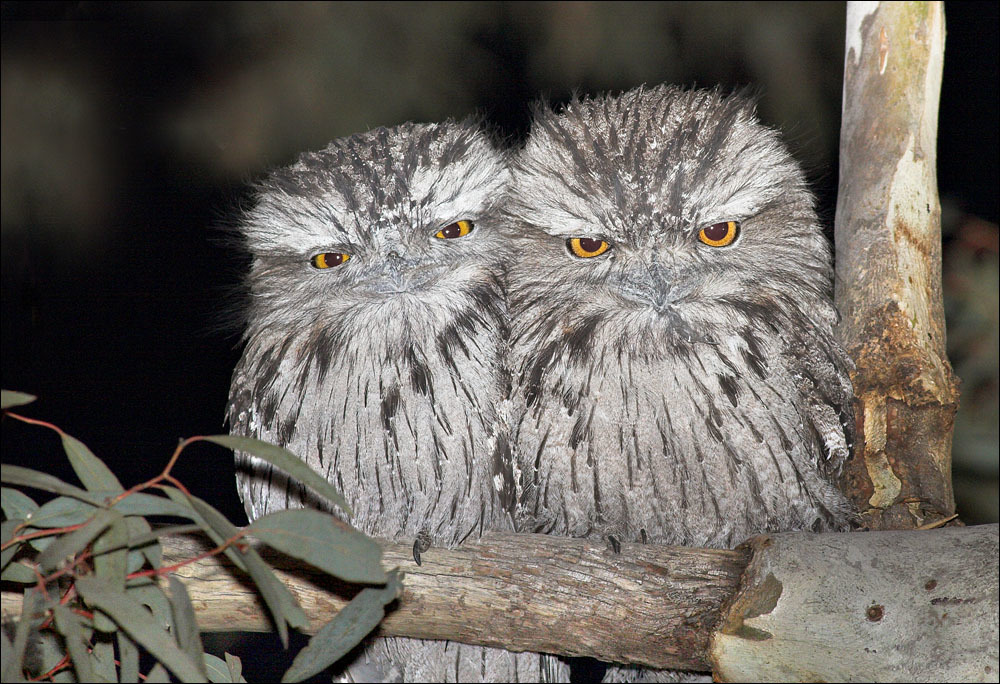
[835,1,959,530]
[710,525,998,682]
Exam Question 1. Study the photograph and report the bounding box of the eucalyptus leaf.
[0,610,19,683]
[37,508,122,573]
[1,486,38,520]
[61,433,124,493]
[188,496,310,636]
[248,509,385,584]
[1,466,104,505]
[2,485,47,555]
[36,629,78,683]
[1,518,23,571]
[23,490,192,566]
[75,575,206,683]
[168,575,207,678]
[125,516,159,572]
[92,639,118,683]
[2,475,189,521]
[169,489,309,647]
[126,547,147,575]
[126,523,202,548]
[125,580,174,633]
[1,561,36,583]
[20,490,190,531]
[203,435,351,516]
[202,654,230,683]
[145,663,171,683]
[29,496,98,528]
[1,389,36,409]
[281,571,403,683]
[26,533,55,553]
[109,490,195,519]
[53,604,97,683]
[17,590,50,660]
[93,517,129,632]
[224,653,244,683]
[204,653,246,683]
[118,631,140,684]
[161,488,246,573]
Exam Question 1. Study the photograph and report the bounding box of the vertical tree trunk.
[834,1,959,530]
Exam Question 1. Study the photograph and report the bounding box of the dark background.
[2,2,997,680]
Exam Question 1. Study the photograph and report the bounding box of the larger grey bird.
[506,86,855,680]
[227,120,542,681]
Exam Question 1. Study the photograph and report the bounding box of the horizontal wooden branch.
[164,531,746,672]
[3,525,997,680]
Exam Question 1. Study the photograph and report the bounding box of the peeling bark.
[835,1,959,529]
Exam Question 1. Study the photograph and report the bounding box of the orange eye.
[435,220,474,239]
[568,237,611,258]
[698,221,740,247]
[310,252,350,269]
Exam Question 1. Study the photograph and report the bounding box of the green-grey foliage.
[247,508,385,584]
[203,435,353,516]
[1,390,36,409]
[282,571,404,683]
[1,391,397,682]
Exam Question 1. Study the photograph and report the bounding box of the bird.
[505,86,855,681]
[226,120,544,682]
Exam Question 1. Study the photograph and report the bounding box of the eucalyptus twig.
[126,529,250,582]
[2,394,391,683]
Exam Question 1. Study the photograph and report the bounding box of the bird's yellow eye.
[435,220,474,239]
[567,237,611,258]
[698,221,740,247]
[310,252,350,269]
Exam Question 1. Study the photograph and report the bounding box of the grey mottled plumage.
[227,121,541,681]
[507,86,855,680]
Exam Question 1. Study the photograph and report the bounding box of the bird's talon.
[412,530,432,566]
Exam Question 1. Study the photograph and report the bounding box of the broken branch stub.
[710,524,999,682]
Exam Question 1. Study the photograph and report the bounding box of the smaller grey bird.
[227,120,542,681]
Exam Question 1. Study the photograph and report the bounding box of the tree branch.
[835,1,959,530]
[162,532,744,673]
[4,526,996,679]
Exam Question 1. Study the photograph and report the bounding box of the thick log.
[3,526,997,679]
[834,1,959,529]
[710,525,998,682]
